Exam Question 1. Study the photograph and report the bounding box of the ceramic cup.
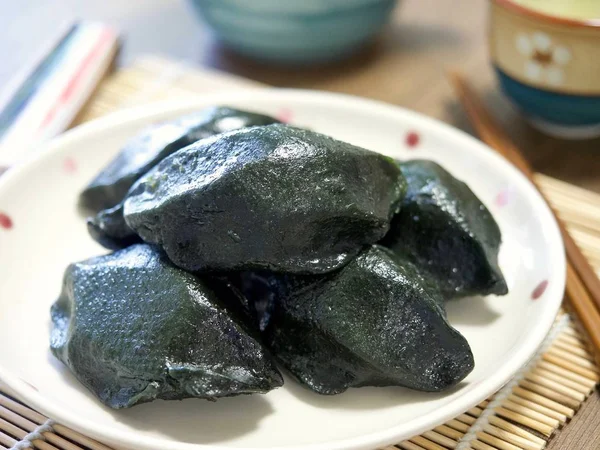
[187,0,398,65]
[489,0,600,139]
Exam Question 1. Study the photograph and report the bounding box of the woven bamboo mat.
[2,56,599,450]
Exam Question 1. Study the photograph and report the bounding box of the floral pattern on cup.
[516,32,571,87]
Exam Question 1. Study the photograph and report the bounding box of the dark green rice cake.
[79,106,280,214]
[86,203,141,250]
[236,245,474,395]
[50,244,283,409]
[382,160,508,298]
[123,124,407,274]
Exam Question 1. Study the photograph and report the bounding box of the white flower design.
[516,32,571,86]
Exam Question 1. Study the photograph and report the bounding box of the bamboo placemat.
[2,56,599,450]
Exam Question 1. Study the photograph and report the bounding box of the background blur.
[2,0,600,192]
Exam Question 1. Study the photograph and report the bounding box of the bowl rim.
[493,0,600,29]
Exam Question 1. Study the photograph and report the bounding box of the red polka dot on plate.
[405,131,420,148]
[0,212,12,230]
[532,280,549,300]
[64,157,77,173]
[276,108,293,123]
[495,188,511,207]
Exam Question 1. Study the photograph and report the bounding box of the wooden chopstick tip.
[446,70,466,92]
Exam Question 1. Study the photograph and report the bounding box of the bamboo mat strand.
[3,56,599,450]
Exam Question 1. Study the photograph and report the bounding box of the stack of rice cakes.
[51,107,507,409]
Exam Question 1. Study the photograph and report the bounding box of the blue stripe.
[495,68,600,126]
[0,25,79,139]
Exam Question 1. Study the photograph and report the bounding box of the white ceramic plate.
[0,90,565,450]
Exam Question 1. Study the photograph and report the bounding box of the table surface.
[3,0,600,448]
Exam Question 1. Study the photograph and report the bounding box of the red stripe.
[39,29,114,131]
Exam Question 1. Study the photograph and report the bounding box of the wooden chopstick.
[449,72,600,366]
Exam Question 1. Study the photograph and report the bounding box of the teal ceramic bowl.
[187,0,399,64]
